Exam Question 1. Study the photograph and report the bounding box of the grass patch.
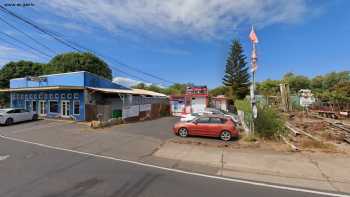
[300,138,337,150]
[243,133,258,142]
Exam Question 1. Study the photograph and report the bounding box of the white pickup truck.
[0,108,38,125]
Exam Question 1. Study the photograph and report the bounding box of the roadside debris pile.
[282,111,350,153]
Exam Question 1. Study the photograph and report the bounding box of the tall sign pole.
[249,26,259,134]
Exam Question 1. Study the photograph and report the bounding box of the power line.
[109,65,154,84]
[0,5,173,85]
[50,38,176,84]
[0,14,57,55]
[0,5,82,52]
[0,35,23,49]
[34,29,175,85]
[0,36,47,62]
[0,31,51,58]
[0,34,153,84]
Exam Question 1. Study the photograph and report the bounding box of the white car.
[0,108,38,125]
[180,113,200,122]
[204,108,240,125]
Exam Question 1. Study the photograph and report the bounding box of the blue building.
[1,71,167,121]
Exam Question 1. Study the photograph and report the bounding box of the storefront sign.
[122,105,139,119]
[140,104,151,112]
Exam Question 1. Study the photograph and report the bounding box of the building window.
[73,101,80,115]
[49,94,54,100]
[67,93,72,99]
[73,93,79,100]
[25,101,31,111]
[49,101,59,113]
[55,93,59,99]
[61,93,66,99]
[33,94,37,99]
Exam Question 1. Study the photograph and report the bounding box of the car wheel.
[5,118,13,126]
[178,127,188,137]
[220,130,232,141]
[32,114,38,121]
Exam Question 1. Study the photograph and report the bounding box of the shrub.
[235,99,252,113]
[234,99,253,125]
[254,105,286,139]
[235,99,286,140]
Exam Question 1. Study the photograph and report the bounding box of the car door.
[209,117,224,137]
[192,117,211,136]
[16,109,27,122]
[20,109,31,121]
[8,109,21,122]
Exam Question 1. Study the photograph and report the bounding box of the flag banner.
[249,27,259,43]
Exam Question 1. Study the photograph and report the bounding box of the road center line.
[0,134,348,197]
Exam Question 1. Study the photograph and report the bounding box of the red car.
[173,115,239,141]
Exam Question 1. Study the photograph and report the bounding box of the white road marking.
[0,154,10,161]
[0,134,348,197]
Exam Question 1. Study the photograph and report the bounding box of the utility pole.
[249,26,259,135]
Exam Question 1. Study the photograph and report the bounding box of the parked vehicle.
[173,115,239,141]
[203,108,240,124]
[180,113,200,122]
[0,108,38,125]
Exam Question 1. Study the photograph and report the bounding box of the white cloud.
[36,19,90,33]
[40,0,310,39]
[113,76,167,88]
[113,76,152,87]
[0,45,42,66]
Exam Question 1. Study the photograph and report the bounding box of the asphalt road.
[0,137,344,197]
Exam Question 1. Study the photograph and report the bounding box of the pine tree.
[223,40,250,100]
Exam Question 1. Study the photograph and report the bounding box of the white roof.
[87,87,167,97]
[132,89,168,97]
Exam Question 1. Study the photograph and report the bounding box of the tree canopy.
[282,72,310,93]
[255,71,350,102]
[131,83,189,95]
[0,61,47,88]
[256,79,280,96]
[223,40,250,100]
[209,86,230,97]
[0,52,113,89]
[49,52,112,80]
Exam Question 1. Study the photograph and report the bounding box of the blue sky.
[0,0,349,88]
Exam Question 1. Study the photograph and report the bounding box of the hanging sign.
[122,105,139,119]
[253,105,258,119]
[140,104,151,112]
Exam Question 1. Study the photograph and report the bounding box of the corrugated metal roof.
[87,87,134,94]
[0,86,167,97]
[0,86,85,92]
[132,89,168,97]
[87,87,167,97]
